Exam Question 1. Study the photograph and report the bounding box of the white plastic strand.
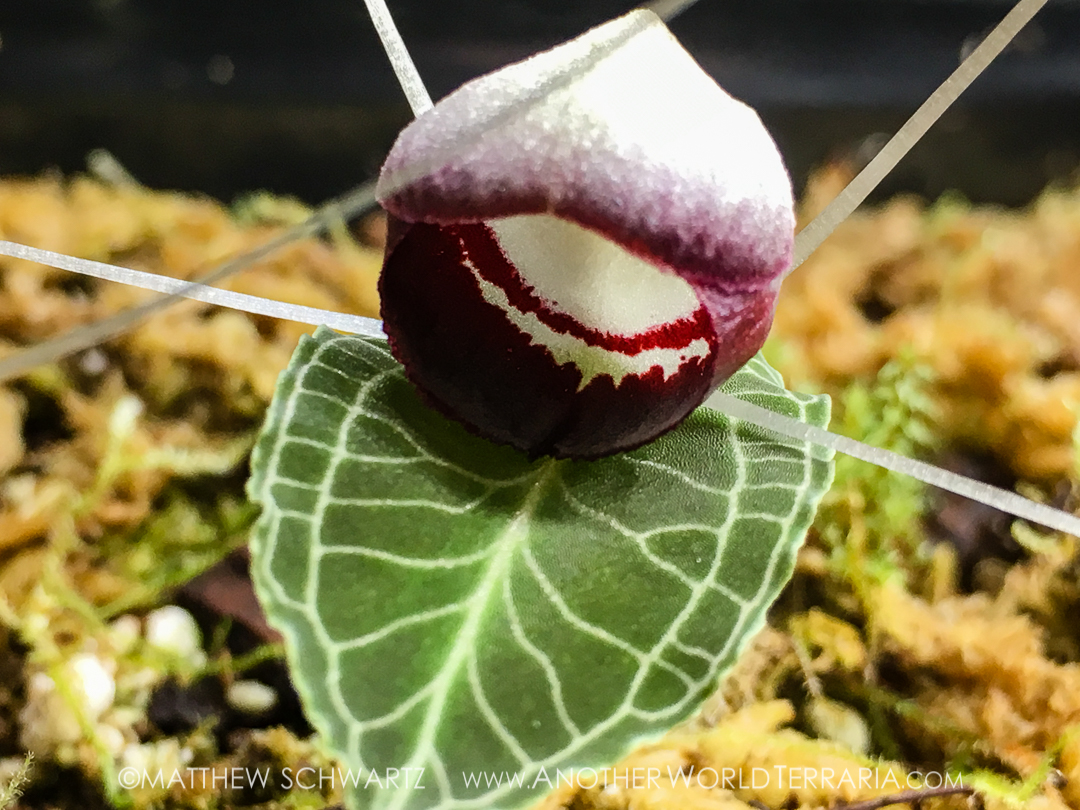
[0,180,381,381]
[0,240,384,338]
[362,0,434,115]
[707,391,1080,538]
[791,0,1049,269]
[646,0,703,21]
[3,225,1076,535]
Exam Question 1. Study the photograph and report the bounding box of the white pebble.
[120,738,192,776]
[71,654,116,719]
[18,654,116,755]
[145,606,206,666]
[226,680,277,714]
[807,696,871,755]
[97,723,127,758]
[78,348,109,376]
[108,615,142,656]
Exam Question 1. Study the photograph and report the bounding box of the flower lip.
[481,215,712,355]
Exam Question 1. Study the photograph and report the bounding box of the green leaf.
[248,327,833,810]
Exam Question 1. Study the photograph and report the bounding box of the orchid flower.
[377,9,793,459]
[0,0,1073,536]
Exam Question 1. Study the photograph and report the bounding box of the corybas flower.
[376,9,794,459]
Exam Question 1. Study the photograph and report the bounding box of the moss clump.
[2,167,1080,810]
[0,174,384,808]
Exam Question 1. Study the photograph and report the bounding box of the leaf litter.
[0,165,1078,809]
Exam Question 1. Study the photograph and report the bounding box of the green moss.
[0,754,34,810]
[815,350,938,592]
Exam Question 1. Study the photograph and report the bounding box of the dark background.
[1,0,1078,205]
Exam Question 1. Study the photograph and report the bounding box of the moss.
[816,350,939,596]
[0,174,384,808]
[3,169,1080,810]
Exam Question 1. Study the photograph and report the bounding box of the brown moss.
[534,703,965,810]
[0,176,382,615]
[4,170,1080,810]
[775,165,1080,482]
[872,583,1080,776]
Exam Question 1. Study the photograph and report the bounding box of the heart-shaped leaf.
[248,327,832,810]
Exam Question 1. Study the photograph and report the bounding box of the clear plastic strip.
[2,238,1075,537]
[707,391,1080,538]
[0,180,380,379]
[0,240,384,339]
[361,0,434,115]
[790,0,1049,269]
[644,0,703,21]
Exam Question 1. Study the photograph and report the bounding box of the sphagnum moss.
[1,164,1079,809]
